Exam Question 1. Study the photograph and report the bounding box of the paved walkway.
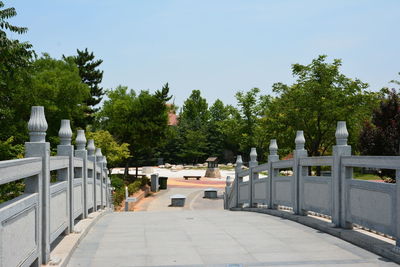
[68,182,397,266]
[68,210,396,266]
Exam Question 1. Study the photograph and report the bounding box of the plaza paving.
[68,179,397,266]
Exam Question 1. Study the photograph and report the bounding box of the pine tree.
[68,48,104,124]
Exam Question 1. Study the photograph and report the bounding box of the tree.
[177,90,210,163]
[0,1,35,146]
[30,54,90,143]
[100,84,172,167]
[207,99,231,161]
[86,130,130,168]
[235,88,263,156]
[0,1,34,202]
[179,90,209,130]
[265,55,376,159]
[67,48,104,125]
[359,87,400,181]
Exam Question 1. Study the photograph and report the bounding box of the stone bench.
[184,175,201,180]
[170,194,186,207]
[204,188,218,199]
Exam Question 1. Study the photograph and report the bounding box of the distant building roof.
[168,112,178,126]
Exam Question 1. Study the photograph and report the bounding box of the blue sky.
[9,0,400,107]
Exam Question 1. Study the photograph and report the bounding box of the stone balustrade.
[225,121,400,252]
[0,106,112,266]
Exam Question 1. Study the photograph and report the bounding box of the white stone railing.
[225,121,400,251]
[0,106,112,266]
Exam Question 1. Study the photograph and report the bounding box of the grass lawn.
[353,173,381,181]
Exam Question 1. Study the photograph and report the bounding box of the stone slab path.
[69,211,396,266]
[68,179,397,266]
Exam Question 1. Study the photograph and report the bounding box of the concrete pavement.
[68,210,396,266]
[68,175,397,266]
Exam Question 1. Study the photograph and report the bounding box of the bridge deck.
[68,209,395,266]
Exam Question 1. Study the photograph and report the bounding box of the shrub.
[140,176,150,187]
[127,180,141,195]
[110,175,125,190]
[113,188,125,206]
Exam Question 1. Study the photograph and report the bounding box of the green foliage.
[111,176,147,206]
[30,54,90,143]
[264,55,377,157]
[127,180,141,195]
[99,84,171,164]
[359,87,400,180]
[0,1,35,144]
[67,48,104,125]
[0,179,25,204]
[0,1,27,34]
[110,175,124,190]
[113,189,125,206]
[0,137,24,160]
[177,90,210,163]
[86,130,130,168]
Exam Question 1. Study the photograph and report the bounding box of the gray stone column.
[25,106,50,264]
[224,175,232,209]
[103,157,109,207]
[57,120,74,233]
[268,139,279,209]
[249,147,258,207]
[96,148,104,209]
[87,139,97,212]
[332,121,352,228]
[235,155,243,207]
[75,130,88,218]
[293,131,307,215]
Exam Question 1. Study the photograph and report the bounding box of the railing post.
[293,131,307,215]
[268,139,279,209]
[332,121,352,228]
[57,120,74,233]
[224,176,232,209]
[103,157,109,208]
[396,169,400,251]
[25,106,50,264]
[87,139,97,212]
[249,147,258,207]
[75,130,88,218]
[235,155,243,207]
[96,148,104,209]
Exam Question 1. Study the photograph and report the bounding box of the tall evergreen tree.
[67,48,104,125]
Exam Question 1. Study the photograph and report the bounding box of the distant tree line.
[1,0,400,183]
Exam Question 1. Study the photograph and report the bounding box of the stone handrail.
[0,106,112,266]
[226,122,400,252]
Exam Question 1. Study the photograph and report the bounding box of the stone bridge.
[0,106,400,266]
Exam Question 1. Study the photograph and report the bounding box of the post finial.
[335,121,348,146]
[28,106,48,142]
[103,157,108,169]
[58,119,72,145]
[269,139,278,156]
[295,130,305,150]
[76,130,87,150]
[249,147,258,167]
[87,139,95,156]
[235,155,243,170]
[95,148,102,157]
[226,176,231,187]
[250,147,257,162]
[236,155,243,165]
